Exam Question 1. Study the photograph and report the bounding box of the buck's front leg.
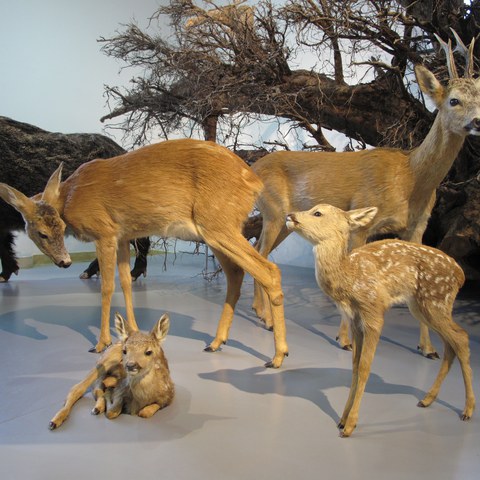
[93,239,118,352]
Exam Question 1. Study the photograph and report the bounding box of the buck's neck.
[409,114,465,189]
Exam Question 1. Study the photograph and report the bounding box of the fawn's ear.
[415,65,446,108]
[42,163,63,204]
[0,183,35,219]
[114,312,131,341]
[347,207,378,230]
[152,313,170,343]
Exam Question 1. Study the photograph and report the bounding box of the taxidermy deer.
[0,138,288,368]
[286,204,475,437]
[253,30,480,358]
[49,313,174,429]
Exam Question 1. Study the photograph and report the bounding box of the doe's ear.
[42,163,63,204]
[152,313,170,343]
[114,312,131,342]
[347,207,378,230]
[0,183,35,219]
[414,65,446,108]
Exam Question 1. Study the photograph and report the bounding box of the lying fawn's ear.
[114,312,131,341]
[152,313,170,343]
[347,207,378,230]
[0,184,35,219]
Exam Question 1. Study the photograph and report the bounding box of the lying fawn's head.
[0,163,71,268]
[115,313,171,377]
[286,204,378,245]
[416,30,480,138]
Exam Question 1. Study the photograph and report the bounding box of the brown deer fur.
[286,204,475,437]
[49,313,174,429]
[0,139,288,368]
[252,42,480,357]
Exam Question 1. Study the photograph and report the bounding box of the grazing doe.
[253,30,480,358]
[49,313,174,429]
[0,139,288,368]
[286,204,475,437]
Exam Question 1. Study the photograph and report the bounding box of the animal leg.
[79,258,100,279]
[253,219,290,323]
[0,232,19,282]
[94,238,118,352]
[341,322,382,437]
[130,237,150,280]
[138,403,161,418]
[117,239,138,332]
[338,331,362,429]
[204,248,244,353]
[202,229,288,368]
[336,314,353,351]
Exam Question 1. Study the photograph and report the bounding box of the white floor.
[0,253,479,480]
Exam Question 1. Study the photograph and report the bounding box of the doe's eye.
[145,350,153,356]
[313,211,322,217]
[450,98,460,106]
[39,232,49,240]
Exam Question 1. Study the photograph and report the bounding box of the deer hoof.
[48,421,58,430]
[417,400,427,408]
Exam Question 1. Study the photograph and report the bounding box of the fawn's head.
[0,163,71,268]
[115,313,170,377]
[415,30,480,138]
[286,204,378,245]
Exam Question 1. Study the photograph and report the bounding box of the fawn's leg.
[339,329,362,429]
[138,404,161,418]
[341,321,382,437]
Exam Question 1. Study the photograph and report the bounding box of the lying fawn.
[0,138,288,368]
[286,204,475,437]
[253,30,480,358]
[49,313,174,429]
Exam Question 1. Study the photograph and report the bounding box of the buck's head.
[115,313,170,378]
[0,164,71,268]
[415,30,480,137]
[286,204,378,246]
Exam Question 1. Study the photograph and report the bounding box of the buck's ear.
[152,313,170,343]
[42,163,63,204]
[0,183,35,219]
[415,65,446,107]
[114,312,131,341]
[347,207,378,230]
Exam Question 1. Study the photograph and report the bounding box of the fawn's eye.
[313,211,322,217]
[122,348,127,355]
[145,350,153,356]
[450,98,460,106]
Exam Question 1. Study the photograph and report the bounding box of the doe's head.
[0,163,71,268]
[286,204,378,245]
[115,313,170,377]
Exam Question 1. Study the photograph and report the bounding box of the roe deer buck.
[0,138,288,368]
[185,0,254,30]
[252,30,480,358]
[286,204,475,437]
[49,313,174,429]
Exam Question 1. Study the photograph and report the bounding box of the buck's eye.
[313,211,322,217]
[450,98,460,106]
[145,350,153,356]
[38,232,49,240]
[122,348,127,355]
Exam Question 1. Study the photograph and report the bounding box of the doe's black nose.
[58,260,72,268]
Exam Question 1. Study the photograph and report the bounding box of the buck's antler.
[434,29,475,79]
